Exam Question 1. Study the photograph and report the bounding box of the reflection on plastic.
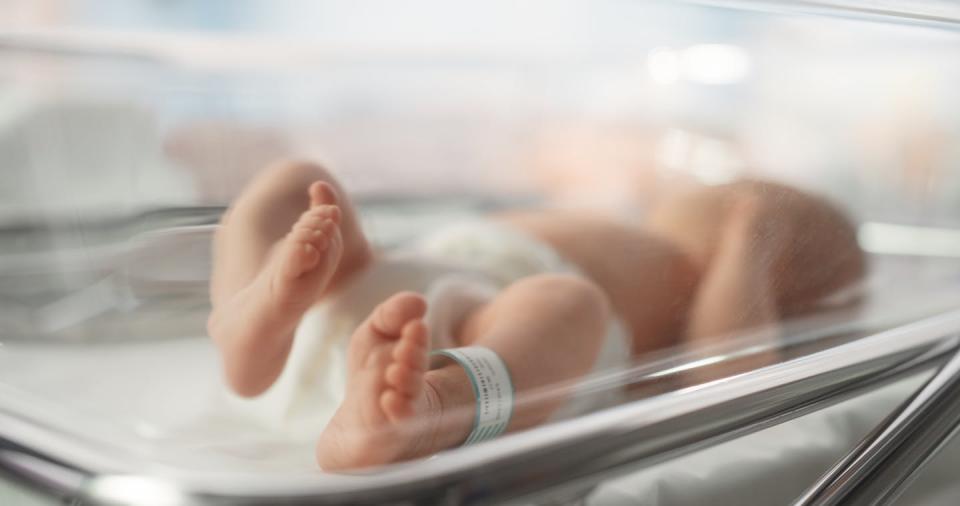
[85,475,189,506]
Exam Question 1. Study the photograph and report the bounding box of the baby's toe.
[280,235,320,279]
[385,362,422,396]
[299,206,341,228]
[321,205,342,224]
[309,181,338,208]
[298,225,330,251]
[372,293,428,337]
[310,205,341,222]
[294,225,328,249]
[381,390,414,422]
[392,321,428,368]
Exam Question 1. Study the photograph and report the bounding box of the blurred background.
[2,1,959,216]
[0,0,959,342]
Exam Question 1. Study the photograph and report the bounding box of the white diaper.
[417,221,632,421]
[225,220,631,437]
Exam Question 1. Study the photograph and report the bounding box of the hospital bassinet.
[2,1,960,504]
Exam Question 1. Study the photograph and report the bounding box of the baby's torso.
[499,212,700,353]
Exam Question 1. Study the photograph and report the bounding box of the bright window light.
[648,43,751,85]
[648,46,681,85]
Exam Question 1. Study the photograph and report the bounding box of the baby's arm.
[685,195,782,373]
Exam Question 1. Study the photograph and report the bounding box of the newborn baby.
[207,160,865,470]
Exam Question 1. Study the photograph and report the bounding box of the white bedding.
[588,372,960,506]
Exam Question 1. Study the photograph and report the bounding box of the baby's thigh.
[455,274,608,346]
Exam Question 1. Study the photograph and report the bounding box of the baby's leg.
[210,159,371,302]
[317,275,608,470]
[208,160,373,396]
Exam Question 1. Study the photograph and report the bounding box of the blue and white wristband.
[431,347,515,445]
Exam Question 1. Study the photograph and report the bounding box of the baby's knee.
[260,158,336,189]
[235,158,346,223]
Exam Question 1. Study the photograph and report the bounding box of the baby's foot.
[267,181,344,311]
[207,182,344,396]
[317,292,438,470]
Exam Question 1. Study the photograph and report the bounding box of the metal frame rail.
[798,337,960,505]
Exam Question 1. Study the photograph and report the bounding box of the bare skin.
[208,160,864,470]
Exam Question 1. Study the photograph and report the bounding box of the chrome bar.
[795,338,960,506]
[682,0,960,30]
[0,439,89,501]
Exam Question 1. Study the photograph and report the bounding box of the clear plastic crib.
[2,1,960,505]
